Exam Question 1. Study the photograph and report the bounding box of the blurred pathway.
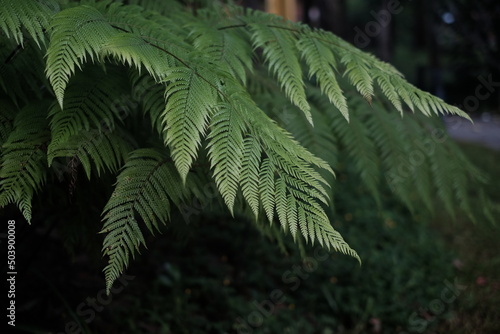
[444,113,500,151]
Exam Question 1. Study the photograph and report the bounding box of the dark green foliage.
[0,0,493,293]
[0,102,51,223]
[96,182,458,334]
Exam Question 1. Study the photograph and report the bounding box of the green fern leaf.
[130,71,168,136]
[48,128,134,179]
[275,176,288,232]
[101,32,177,79]
[250,20,312,124]
[0,102,50,223]
[283,101,339,175]
[161,67,217,181]
[297,31,349,121]
[341,54,374,104]
[390,113,434,212]
[328,97,381,204]
[287,192,298,240]
[428,139,457,217]
[239,135,262,218]
[47,65,131,148]
[207,103,245,213]
[259,157,275,223]
[0,0,59,47]
[0,34,48,104]
[374,70,403,114]
[191,20,253,84]
[46,5,118,107]
[101,148,185,293]
[0,100,17,145]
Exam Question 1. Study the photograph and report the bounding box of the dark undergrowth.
[434,142,500,334]
[3,144,498,334]
[3,175,460,333]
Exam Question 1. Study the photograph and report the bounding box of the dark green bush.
[98,174,457,334]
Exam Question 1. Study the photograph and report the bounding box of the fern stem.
[217,24,247,30]
[108,24,235,106]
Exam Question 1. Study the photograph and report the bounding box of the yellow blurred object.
[384,219,396,229]
[265,0,299,21]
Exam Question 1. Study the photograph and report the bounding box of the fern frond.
[101,148,185,293]
[297,31,349,121]
[47,65,132,148]
[186,3,474,131]
[329,99,381,204]
[48,127,134,179]
[341,53,375,104]
[373,69,403,114]
[428,136,457,217]
[46,5,118,106]
[161,67,217,181]
[0,0,59,47]
[244,11,468,120]
[259,157,275,224]
[0,99,17,145]
[129,71,165,135]
[362,101,415,204]
[390,113,435,212]
[249,17,312,124]
[105,0,191,40]
[206,103,245,213]
[101,32,178,77]
[0,102,50,223]
[190,19,253,84]
[239,135,262,218]
[248,101,334,177]
[0,34,48,104]
[226,95,358,257]
[306,83,484,221]
[283,102,339,174]
[275,175,289,232]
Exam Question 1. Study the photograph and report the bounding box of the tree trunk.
[377,0,393,61]
[265,0,299,21]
